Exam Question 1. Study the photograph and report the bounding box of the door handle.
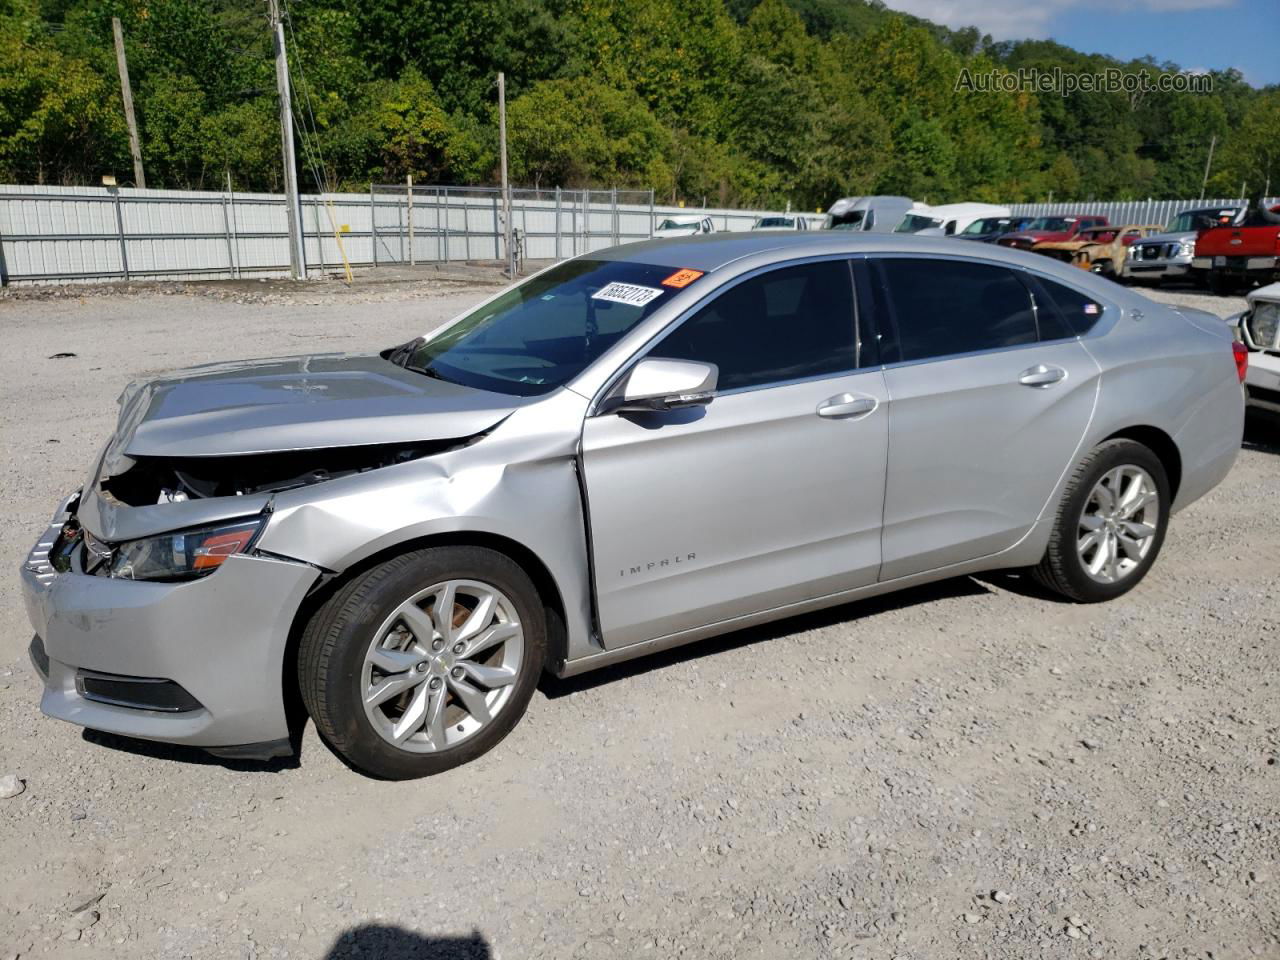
[1018,364,1067,388]
[817,393,877,418]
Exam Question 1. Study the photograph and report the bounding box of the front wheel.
[298,546,547,779]
[1031,439,1170,602]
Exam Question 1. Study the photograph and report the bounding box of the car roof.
[591,230,1109,275]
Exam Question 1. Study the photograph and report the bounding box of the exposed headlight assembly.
[87,517,264,581]
[1246,301,1280,352]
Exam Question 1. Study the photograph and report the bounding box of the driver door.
[580,259,889,649]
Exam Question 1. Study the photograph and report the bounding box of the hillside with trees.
[2,0,1276,208]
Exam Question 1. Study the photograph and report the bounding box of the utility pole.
[1198,133,1216,201]
[111,18,146,189]
[269,0,306,279]
[498,71,514,278]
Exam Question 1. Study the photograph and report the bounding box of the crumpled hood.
[103,352,525,468]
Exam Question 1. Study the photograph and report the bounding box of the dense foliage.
[2,0,1275,209]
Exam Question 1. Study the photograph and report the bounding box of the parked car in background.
[751,215,809,231]
[1230,281,1280,416]
[1193,202,1280,294]
[956,215,1035,243]
[1028,225,1119,265]
[1122,206,1244,286]
[1072,224,1163,277]
[22,232,1245,779]
[997,214,1109,250]
[654,217,715,238]
[895,202,1011,236]
[823,196,914,233]
[1034,224,1162,278]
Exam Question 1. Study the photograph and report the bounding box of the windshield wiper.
[387,336,425,368]
[403,363,457,385]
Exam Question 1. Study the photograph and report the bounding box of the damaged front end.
[67,433,489,581]
[69,350,526,548]
[100,438,476,507]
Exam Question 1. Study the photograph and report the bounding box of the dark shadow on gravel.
[325,925,490,959]
[1243,411,1280,454]
[541,575,991,697]
[972,568,1073,603]
[81,728,302,773]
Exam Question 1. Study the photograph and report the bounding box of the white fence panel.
[0,182,804,285]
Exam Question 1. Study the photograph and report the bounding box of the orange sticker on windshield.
[661,268,704,289]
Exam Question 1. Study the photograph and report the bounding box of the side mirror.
[603,358,718,414]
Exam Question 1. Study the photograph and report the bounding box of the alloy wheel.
[1077,465,1159,584]
[360,579,524,753]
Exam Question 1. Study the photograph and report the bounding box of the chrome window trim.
[586,252,864,416]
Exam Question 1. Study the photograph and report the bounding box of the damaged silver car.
[22,233,1245,778]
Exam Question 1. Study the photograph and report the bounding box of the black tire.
[298,545,547,779]
[1031,439,1171,603]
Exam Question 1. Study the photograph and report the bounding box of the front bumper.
[1193,255,1280,277]
[1123,258,1193,281]
[21,506,320,753]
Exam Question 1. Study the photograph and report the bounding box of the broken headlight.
[90,518,264,581]
[1246,302,1280,352]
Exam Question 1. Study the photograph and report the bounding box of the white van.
[895,202,1012,237]
[823,196,914,233]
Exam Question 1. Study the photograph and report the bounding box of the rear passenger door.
[862,256,1102,581]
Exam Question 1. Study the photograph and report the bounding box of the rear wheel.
[1032,439,1170,602]
[299,546,546,779]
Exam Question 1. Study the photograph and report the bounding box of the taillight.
[1233,340,1248,382]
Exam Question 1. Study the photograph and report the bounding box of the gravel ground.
[0,280,1276,960]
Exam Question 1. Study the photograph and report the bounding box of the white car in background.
[653,217,715,238]
[1232,281,1280,416]
[751,215,809,231]
[896,202,1012,237]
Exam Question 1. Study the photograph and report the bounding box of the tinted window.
[654,260,856,391]
[1036,277,1104,335]
[876,258,1037,362]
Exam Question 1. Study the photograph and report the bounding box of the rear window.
[875,258,1036,362]
[1034,277,1103,336]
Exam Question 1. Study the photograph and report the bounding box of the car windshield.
[826,209,864,229]
[1026,217,1076,231]
[395,259,687,397]
[657,219,696,231]
[755,217,794,228]
[960,217,1010,235]
[1165,208,1238,232]
[895,213,941,233]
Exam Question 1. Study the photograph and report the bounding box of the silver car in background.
[21,233,1245,779]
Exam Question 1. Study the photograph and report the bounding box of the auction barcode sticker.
[591,282,665,307]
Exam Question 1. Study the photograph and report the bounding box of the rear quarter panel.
[1079,295,1243,512]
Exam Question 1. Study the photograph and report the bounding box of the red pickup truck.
[996,214,1109,250]
[1193,204,1280,293]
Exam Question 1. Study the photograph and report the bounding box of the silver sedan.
[21,233,1246,778]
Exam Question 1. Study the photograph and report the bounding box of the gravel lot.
[0,278,1276,960]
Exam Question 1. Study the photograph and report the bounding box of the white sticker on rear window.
[591,282,664,307]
